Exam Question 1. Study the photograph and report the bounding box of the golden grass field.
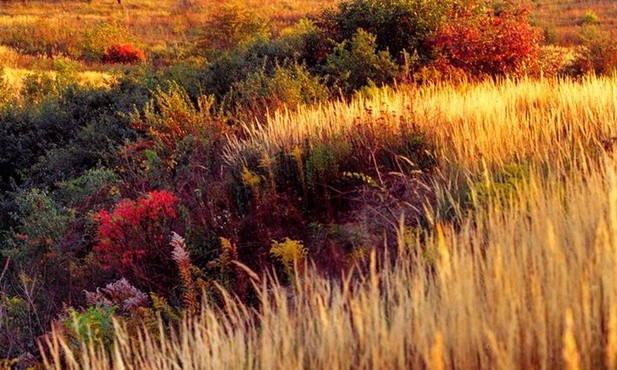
[38,74,617,369]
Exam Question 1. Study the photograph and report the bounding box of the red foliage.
[429,7,541,77]
[93,190,179,291]
[102,43,146,65]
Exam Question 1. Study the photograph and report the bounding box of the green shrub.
[227,62,328,118]
[543,26,557,45]
[202,35,326,106]
[55,168,119,208]
[0,290,41,359]
[3,189,74,265]
[572,25,617,75]
[201,42,274,100]
[325,29,399,94]
[322,0,453,60]
[279,18,334,69]
[20,72,59,103]
[581,9,600,25]
[199,0,269,52]
[0,75,146,190]
[80,21,133,62]
[64,305,117,349]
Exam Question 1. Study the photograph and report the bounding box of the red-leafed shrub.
[102,43,146,65]
[430,7,541,78]
[93,190,179,292]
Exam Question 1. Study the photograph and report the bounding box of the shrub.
[543,26,557,45]
[227,62,328,118]
[572,25,617,75]
[93,190,179,293]
[581,9,600,25]
[278,18,333,69]
[80,21,132,62]
[20,72,58,102]
[322,0,453,60]
[325,29,399,94]
[0,74,146,190]
[537,46,577,77]
[199,0,269,52]
[270,238,307,279]
[64,305,116,349]
[0,292,35,358]
[201,37,304,101]
[84,278,149,315]
[131,84,227,152]
[55,168,119,209]
[4,189,74,266]
[102,44,146,65]
[430,6,541,77]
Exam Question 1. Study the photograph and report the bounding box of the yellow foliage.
[270,238,307,274]
[241,166,262,189]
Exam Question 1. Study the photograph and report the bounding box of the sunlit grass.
[41,156,617,369]
[2,68,115,92]
[39,74,617,369]
[226,76,617,175]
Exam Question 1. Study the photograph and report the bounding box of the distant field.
[0,0,614,50]
[531,0,617,44]
[0,0,334,49]
[0,0,614,90]
[0,0,336,86]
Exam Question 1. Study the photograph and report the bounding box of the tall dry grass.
[226,76,617,175]
[40,75,617,369]
[40,157,617,369]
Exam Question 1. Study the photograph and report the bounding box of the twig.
[0,257,10,285]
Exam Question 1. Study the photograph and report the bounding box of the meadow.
[1,0,617,368]
[40,75,617,370]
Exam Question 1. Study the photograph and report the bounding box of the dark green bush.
[0,74,149,190]
[202,37,299,100]
[324,29,399,94]
[55,168,119,209]
[3,188,74,268]
[322,0,453,60]
[278,18,335,70]
[227,62,328,118]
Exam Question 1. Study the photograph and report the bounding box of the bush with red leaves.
[430,7,541,78]
[102,43,146,65]
[93,190,179,292]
